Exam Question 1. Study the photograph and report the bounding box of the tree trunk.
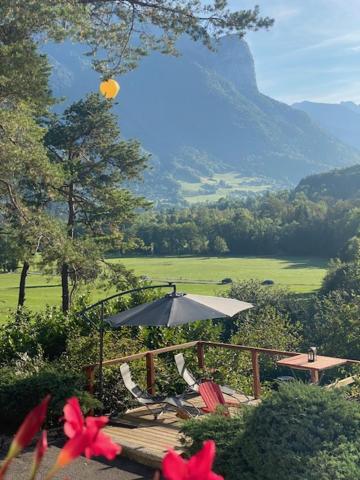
[18,261,30,307]
[61,182,75,314]
[61,262,70,313]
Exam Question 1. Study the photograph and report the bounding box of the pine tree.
[45,93,149,312]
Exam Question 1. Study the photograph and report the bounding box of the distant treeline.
[132,191,360,258]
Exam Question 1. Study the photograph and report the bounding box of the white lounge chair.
[120,362,199,419]
[174,352,251,401]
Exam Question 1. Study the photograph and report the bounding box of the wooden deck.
[103,392,258,468]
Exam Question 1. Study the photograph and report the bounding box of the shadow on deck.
[103,392,258,468]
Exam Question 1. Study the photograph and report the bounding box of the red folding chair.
[199,381,230,415]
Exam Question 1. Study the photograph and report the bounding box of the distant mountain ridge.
[45,36,360,203]
[293,101,360,151]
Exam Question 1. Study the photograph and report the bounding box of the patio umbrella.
[105,291,253,328]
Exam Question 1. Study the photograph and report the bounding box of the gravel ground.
[1,440,155,480]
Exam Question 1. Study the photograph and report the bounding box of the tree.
[0,103,60,307]
[212,236,229,255]
[340,235,360,262]
[321,259,360,296]
[0,233,20,273]
[307,291,360,359]
[45,93,149,312]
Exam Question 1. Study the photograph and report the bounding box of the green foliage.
[182,383,360,480]
[0,236,19,272]
[0,359,99,430]
[297,164,360,201]
[302,291,360,359]
[224,280,295,338]
[322,260,360,295]
[240,383,360,480]
[212,236,229,254]
[0,307,89,363]
[43,93,150,311]
[1,0,273,76]
[181,412,247,475]
[340,236,360,262]
[133,192,360,258]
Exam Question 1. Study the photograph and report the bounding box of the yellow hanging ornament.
[99,79,120,99]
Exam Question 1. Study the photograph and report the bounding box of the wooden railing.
[85,340,297,399]
[84,340,360,400]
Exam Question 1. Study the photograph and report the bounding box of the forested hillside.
[296,164,360,200]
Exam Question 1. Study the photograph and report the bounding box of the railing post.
[146,352,155,395]
[85,366,95,395]
[197,342,205,370]
[251,350,261,399]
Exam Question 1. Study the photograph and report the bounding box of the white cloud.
[295,32,360,53]
[229,0,360,103]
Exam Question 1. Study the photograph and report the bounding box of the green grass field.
[179,172,276,203]
[0,255,328,320]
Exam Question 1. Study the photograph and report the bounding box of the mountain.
[45,36,360,204]
[296,164,360,200]
[293,101,360,151]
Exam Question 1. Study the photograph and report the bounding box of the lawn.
[179,172,277,203]
[0,255,328,320]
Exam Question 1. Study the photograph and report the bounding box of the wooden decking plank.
[105,428,181,445]
[104,393,256,469]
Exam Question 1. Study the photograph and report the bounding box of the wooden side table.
[276,354,348,384]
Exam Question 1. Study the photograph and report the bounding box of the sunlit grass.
[0,255,327,321]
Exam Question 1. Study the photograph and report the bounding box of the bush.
[0,307,89,364]
[181,412,247,477]
[182,382,360,480]
[303,291,360,359]
[321,260,360,295]
[0,362,99,431]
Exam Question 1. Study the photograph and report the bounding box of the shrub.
[303,291,360,359]
[0,362,99,431]
[0,307,89,364]
[181,412,247,478]
[182,382,360,480]
[240,382,360,480]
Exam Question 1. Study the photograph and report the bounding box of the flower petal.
[187,441,216,480]
[55,430,90,469]
[85,431,121,460]
[11,395,50,456]
[162,449,188,480]
[35,431,48,464]
[63,397,84,438]
[85,415,108,431]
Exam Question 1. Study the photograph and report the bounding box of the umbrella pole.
[99,302,104,402]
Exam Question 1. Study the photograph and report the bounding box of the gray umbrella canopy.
[105,292,253,328]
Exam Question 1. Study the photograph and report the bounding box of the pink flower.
[29,431,48,480]
[34,430,48,465]
[63,397,84,438]
[52,429,92,471]
[49,397,121,475]
[162,440,223,480]
[84,417,121,460]
[0,396,50,479]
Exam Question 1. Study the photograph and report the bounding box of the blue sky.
[228,0,360,104]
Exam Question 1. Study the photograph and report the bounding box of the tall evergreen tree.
[0,103,60,306]
[45,93,149,312]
